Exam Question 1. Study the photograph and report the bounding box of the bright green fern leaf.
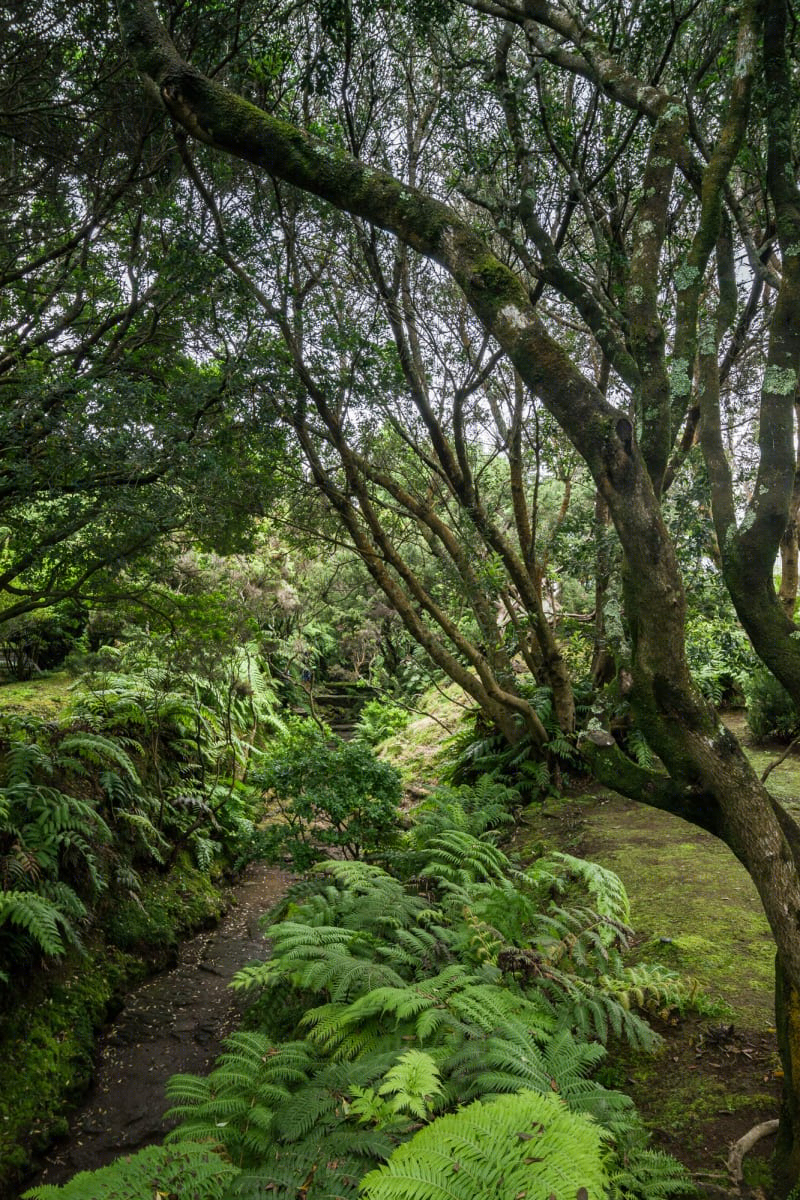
[359,1090,607,1200]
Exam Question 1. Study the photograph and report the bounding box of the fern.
[0,890,73,958]
[20,1141,235,1199]
[350,1049,444,1125]
[49,796,696,1200]
[547,850,632,930]
[625,727,657,770]
[359,1090,608,1200]
[4,740,54,786]
[55,733,140,782]
[420,829,515,886]
[606,1125,695,1198]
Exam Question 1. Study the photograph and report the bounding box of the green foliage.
[0,890,75,962]
[0,715,119,969]
[548,850,632,930]
[253,719,402,866]
[0,629,281,980]
[442,685,594,799]
[685,613,756,706]
[744,668,800,741]
[359,1090,607,1200]
[25,784,692,1200]
[0,606,85,680]
[404,778,516,846]
[21,1142,235,1199]
[352,698,411,747]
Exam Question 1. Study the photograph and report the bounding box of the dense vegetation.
[5,0,800,1194]
[22,784,699,1200]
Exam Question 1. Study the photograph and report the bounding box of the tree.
[111,0,800,1189]
[0,2,283,627]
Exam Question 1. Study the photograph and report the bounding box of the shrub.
[744,668,800,741]
[0,608,85,679]
[685,614,756,706]
[352,698,410,747]
[252,719,401,867]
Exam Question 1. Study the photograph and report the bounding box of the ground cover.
[519,708,800,1196]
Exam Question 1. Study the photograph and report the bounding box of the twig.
[761,736,800,783]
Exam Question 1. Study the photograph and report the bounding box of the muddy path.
[21,863,292,1196]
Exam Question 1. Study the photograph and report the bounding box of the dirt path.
[21,863,291,1196]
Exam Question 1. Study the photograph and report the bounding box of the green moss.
[743,1151,773,1188]
[378,683,470,787]
[0,671,74,717]
[626,1058,774,1148]
[0,946,140,1178]
[105,858,224,952]
[578,801,774,1026]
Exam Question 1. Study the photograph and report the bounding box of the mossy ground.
[0,863,226,1197]
[378,683,470,789]
[522,733,791,1192]
[0,672,74,718]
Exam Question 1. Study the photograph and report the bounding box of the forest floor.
[382,692,797,1195]
[521,709,800,1197]
[12,684,800,1198]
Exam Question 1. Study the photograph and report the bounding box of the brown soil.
[19,863,292,1197]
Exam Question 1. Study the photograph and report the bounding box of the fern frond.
[21,1141,236,1198]
[360,1090,608,1200]
[0,890,71,958]
[56,733,140,782]
[420,829,514,886]
[547,852,632,931]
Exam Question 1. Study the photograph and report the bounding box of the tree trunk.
[780,514,800,620]
[590,490,616,687]
[775,955,800,1195]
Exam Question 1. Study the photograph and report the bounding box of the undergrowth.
[25,782,697,1200]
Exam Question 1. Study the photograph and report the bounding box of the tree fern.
[359,1090,608,1200]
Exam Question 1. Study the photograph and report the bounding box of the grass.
[378,682,472,787]
[0,671,75,718]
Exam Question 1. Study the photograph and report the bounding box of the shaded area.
[21,864,291,1195]
[525,786,782,1194]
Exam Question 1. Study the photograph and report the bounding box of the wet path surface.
[22,864,291,1195]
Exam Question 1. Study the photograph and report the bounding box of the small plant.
[744,668,800,741]
[21,1142,234,1199]
[252,718,402,867]
[359,1090,607,1200]
[352,698,410,747]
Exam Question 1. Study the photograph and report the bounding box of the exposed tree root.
[727,1118,779,1186]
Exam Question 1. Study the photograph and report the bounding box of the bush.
[0,607,85,679]
[685,613,756,706]
[253,719,402,867]
[744,668,800,741]
[352,698,410,747]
